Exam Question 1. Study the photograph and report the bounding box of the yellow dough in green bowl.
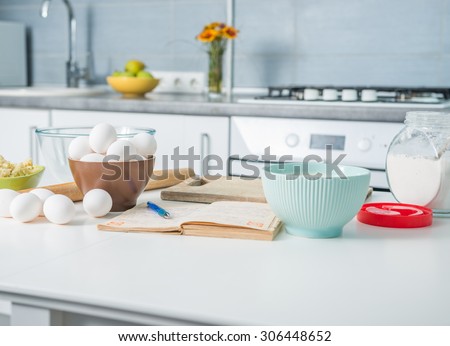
[0,166,45,191]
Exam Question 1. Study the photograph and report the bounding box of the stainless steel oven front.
[229,116,404,190]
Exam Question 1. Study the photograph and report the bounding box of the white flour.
[387,153,450,210]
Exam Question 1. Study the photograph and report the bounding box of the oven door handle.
[200,133,211,176]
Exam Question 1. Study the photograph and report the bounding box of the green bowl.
[262,162,370,238]
[0,166,45,191]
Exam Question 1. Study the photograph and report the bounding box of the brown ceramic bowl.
[69,157,155,212]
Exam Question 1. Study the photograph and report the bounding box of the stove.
[234,86,450,189]
[229,116,404,190]
[239,86,450,108]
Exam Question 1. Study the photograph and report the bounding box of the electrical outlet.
[152,71,205,94]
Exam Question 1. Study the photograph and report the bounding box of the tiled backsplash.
[0,0,449,88]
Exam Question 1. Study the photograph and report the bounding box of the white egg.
[43,194,75,225]
[68,136,93,160]
[130,132,157,158]
[80,153,105,162]
[10,193,42,223]
[29,188,55,216]
[0,189,19,217]
[83,189,113,217]
[89,123,117,154]
[106,140,138,161]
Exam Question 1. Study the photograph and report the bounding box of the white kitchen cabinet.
[182,116,229,176]
[50,110,229,175]
[0,107,49,164]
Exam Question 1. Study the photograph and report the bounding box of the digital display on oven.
[310,134,346,150]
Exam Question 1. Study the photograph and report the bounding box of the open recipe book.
[98,200,282,241]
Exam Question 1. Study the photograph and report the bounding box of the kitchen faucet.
[40,0,87,87]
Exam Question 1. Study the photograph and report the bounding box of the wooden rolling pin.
[20,168,195,202]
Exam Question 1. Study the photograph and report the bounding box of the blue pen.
[147,201,171,219]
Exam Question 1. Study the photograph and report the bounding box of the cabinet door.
[0,108,49,164]
[182,116,229,176]
[51,110,185,170]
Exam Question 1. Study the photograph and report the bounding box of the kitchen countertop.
[0,190,449,326]
[0,88,446,122]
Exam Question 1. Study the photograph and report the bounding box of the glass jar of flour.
[386,111,450,216]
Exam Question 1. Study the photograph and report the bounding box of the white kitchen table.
[0,190,449,326]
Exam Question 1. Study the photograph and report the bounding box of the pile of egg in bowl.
[0,123,157,225]
[69,122,157,162]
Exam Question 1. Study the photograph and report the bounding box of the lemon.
[119,71,135,77]
[125,60,145,75]
[137,70,153,79]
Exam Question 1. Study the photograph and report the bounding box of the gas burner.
[258,86,450,104]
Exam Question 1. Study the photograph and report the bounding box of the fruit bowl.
[106,76,159,98]
[0,166,45,191]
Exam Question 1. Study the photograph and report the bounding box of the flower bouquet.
[196,22,238,95]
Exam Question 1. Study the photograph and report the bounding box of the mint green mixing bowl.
[262,162,370,238]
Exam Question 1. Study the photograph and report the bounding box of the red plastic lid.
[357,202,433,228]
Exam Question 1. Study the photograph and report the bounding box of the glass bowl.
[35,126,156,182]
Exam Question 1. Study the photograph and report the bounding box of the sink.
[0,86,107,97]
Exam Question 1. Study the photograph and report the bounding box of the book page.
[97,200,203,232]
[182,201,277,231]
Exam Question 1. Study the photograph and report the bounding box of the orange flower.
[221,26,238,39]
[206,22,226,30]
[197,29,219,42]
[196,22,238,43]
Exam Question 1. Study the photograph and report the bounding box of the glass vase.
[208,48,224,97]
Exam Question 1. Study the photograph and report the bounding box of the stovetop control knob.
[361,89,378,102]
[342,89,358,101]
[285,133,300,147]
[304,88,319,101]
[357,138,372,152]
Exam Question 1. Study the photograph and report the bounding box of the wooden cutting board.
[20,168,195,202]
[160,176,373,204]
[160,176,267,204]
